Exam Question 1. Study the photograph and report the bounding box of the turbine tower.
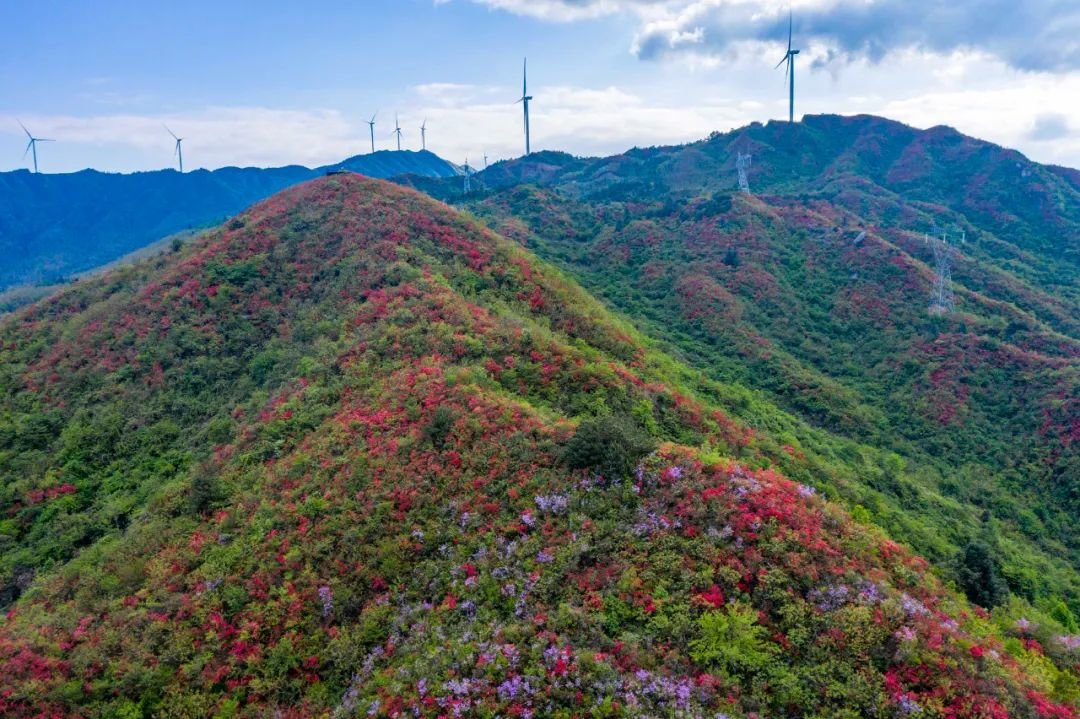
[463,157,472,194]
[165,125,184,173]
[516,58,533,155]
[367,113,377,153]
[392,113,403,151]
[774,12,800,123]
[420,119,427,150]
[18,121,53,174]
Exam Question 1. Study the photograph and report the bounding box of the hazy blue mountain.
[0,150,459,288]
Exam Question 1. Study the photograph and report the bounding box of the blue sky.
[2,0,1078,172]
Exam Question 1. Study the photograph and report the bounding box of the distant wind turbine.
[367,112,377,153]
[18,121,53,174]
[775,12,800,123]
[392,113,403,151]
[516,58,533,155]
[165,125,184,173]
[420,119,427,150]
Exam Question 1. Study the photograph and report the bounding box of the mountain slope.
[0,150,459,290]
[1,176,1076,717]
[408,115,1079,611]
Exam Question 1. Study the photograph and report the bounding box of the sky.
[2,0,1079,173]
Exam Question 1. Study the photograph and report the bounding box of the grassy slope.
[0,176,1075,717]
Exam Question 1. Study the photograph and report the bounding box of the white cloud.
[448,0,1080,73]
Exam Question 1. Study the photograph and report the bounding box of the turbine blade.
[787,10,793,53]
[775,55,788,69]
[18,119,33,139]
[22,140,32,159]
[164,124,178,140]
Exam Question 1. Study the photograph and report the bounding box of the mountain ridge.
[407,113,1079,614]
[0,149,460,290]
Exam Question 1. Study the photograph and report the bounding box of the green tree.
[563,414,656,482]
[422,406,455,450]
[689,602,777,675]
[955,540,1008,608]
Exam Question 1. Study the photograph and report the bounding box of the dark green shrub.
[187,468,220,517]
[563,414,656,481]
[955,540,1008,608]
[422,406,455,450]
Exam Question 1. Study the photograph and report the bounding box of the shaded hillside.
[0,150,459,289]
[1,176,1076,717]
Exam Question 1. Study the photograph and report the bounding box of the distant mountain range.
[0,150,460,289]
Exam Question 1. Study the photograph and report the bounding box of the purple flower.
[443,678,471,696]
[520,511,535,527]
[534,494,569,514]
[809,584,850,611]
[1015,617,1033,632]
[459,599,477,618]
[536,550,553,563]
[417,678,428,696]
[897,695,922,715]
[497,675,532,700]
[900,593,929,617]
[318,585,333,618]
[797,483,816,498]
[1056,635,1080,650]
[667,466,683,479]
[858,581,883,605]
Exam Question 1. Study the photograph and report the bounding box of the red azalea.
[698,584,726,608]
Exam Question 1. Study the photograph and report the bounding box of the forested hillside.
[403,114,1079,618]
[1,175,1076,717]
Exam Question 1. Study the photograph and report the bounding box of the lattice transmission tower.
[736,152,752,194]
[926,227,965,315]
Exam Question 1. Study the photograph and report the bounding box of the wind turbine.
[367,113,377,153]
[165,125,184,173]
[392,113,403,151]
[420,119,427,150]
[516,58,533,155]
[774,11,800,123]
[18,121,53,174]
